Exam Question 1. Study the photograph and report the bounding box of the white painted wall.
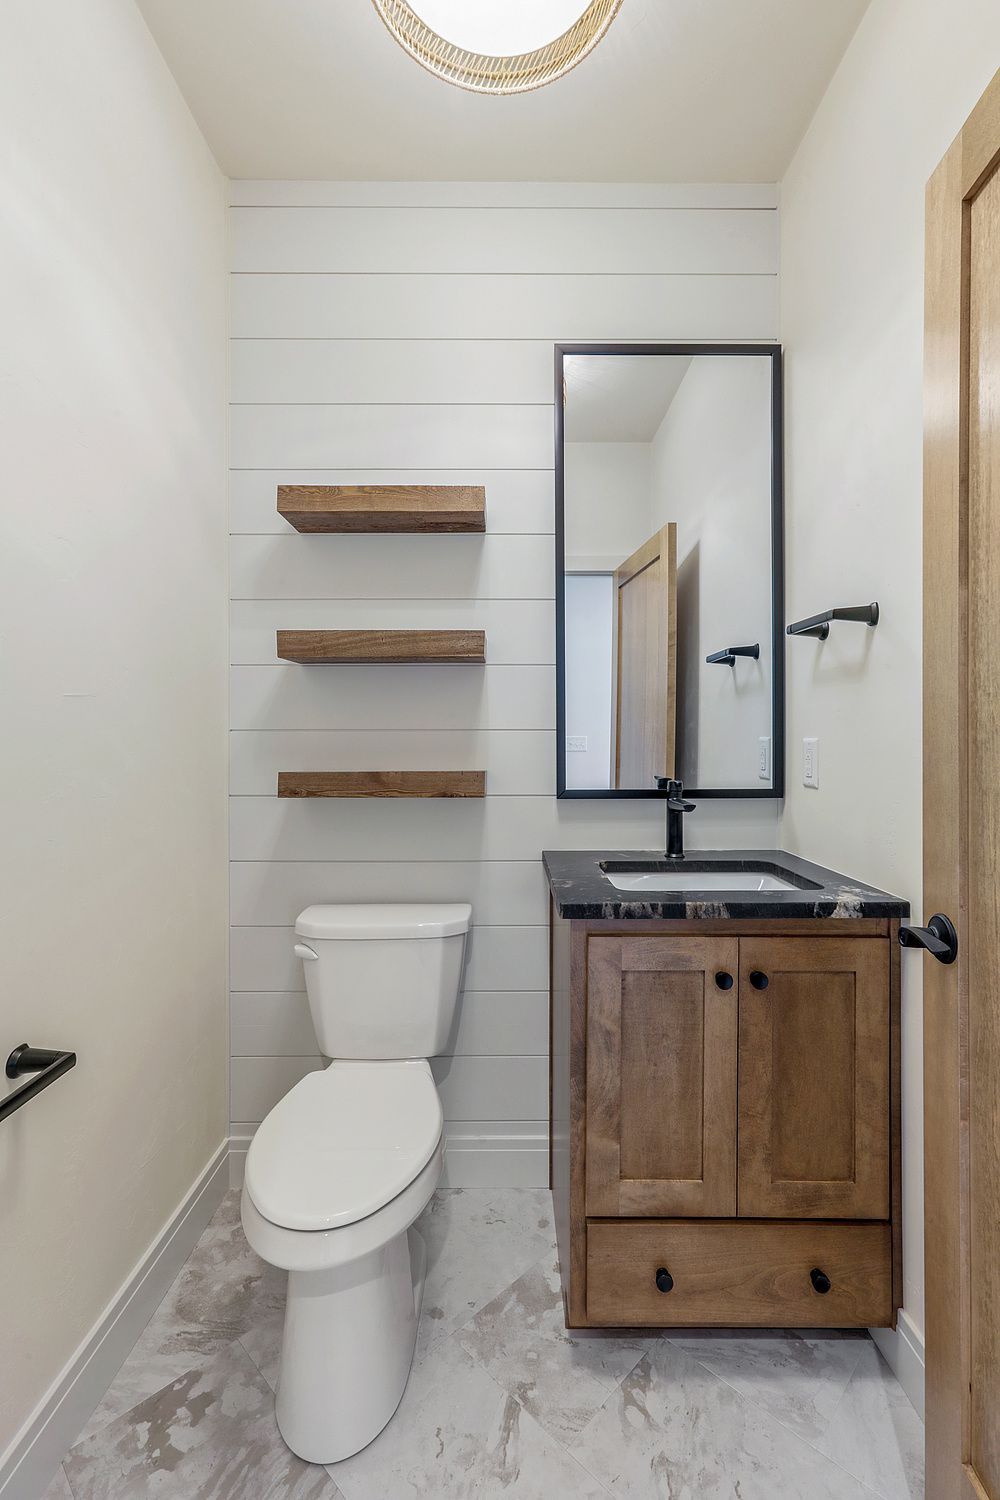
[0,0,228,1460]
[563,442,652,567]
[564,574,615,790]
[228,182,782,1183]
[780,0,1000,1394]
[649,357,774,787]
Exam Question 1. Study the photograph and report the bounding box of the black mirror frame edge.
[554,341,785,801]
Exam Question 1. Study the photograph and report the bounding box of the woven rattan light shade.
[372,0,624,95]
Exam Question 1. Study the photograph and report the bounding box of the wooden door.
[585,934,738,1216]
[613,524,677,787]
[924,67,1000,1500]
[737,937,890,1219]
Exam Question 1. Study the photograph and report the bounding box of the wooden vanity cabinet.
[551,916,901,1330]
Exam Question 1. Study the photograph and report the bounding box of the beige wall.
[0,0,228,1452]
[780,0,1000,1375]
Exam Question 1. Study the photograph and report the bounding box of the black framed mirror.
[555,342,784,799]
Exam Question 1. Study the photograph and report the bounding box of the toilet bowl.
[240,902,471,1465]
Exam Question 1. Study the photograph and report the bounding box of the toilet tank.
[293,903,471,1060]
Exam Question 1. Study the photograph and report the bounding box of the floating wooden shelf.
[278,771,486,799]
[277,485,486,533]
[276,629,486,664]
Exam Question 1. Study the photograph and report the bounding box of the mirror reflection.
[558,347,781,795]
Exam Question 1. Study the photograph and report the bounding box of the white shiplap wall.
[229,180,781,1185]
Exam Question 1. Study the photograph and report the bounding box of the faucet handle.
[655,776,695,811]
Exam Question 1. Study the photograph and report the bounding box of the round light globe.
[372,0,624,95]
[410,1,592,57]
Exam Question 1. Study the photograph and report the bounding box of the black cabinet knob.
[749,971,769,990]
[810,1267,832,1295]
[715,971,734,990]
[655,1266,674,1294]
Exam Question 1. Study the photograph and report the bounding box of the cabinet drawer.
[586,1220,892,1327]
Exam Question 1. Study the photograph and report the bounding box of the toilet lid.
[245,1061,443,1232]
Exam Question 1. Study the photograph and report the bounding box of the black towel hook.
[706,643,760,665]
[787,602,879,641]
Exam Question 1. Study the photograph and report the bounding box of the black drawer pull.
[655,1266,674,1294]
[749,970,769,990]
[715,971,734,990]
[810,1267,832,1295]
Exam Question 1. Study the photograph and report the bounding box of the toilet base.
[275,1225,427,1465]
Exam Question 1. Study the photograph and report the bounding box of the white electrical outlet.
[803,736,819,789]
[758,736,771,780]
[567,735,588,753]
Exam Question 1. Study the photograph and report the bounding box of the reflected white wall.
[648,357,773,787]
[564,573,614,789]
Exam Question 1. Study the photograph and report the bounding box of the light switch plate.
[803,737,819,789]
[567,735,588,753]
[758,736,771,780]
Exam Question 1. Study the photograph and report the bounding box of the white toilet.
[241,901,471,1465]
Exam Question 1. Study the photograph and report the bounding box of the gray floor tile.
[815,1342,925,1499]
[238,1297,285,1391]
[77,1190,285,1441]
[328,1351,611,1500]
[571,1339,880,1499]
[40,1465,74,1499]
[63,1341,340,1500]
[458,1249,653,1445]
[668,1328,867,1442]
[413,1187,556,1357]
[59,1183,923,1500]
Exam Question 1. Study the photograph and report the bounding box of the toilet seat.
[245,1059,442,1233]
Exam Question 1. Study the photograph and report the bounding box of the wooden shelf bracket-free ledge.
[276,629,486,664]
[277,485,486,533]
[278,771,486,799]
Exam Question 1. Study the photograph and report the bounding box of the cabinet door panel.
[586,936,738,1216]
[738,937,889,1218]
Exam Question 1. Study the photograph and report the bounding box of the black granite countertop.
[542,849,910,921]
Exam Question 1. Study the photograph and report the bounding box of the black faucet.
[655,777,695,859]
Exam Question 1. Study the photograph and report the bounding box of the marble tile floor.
[44,1188,925,1499]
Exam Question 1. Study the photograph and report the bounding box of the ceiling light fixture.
[371,0,624,95]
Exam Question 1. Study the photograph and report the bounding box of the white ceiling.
[564,355,692,442]
[136,0,869,182]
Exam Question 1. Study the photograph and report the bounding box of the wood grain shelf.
[277,485,486,533]
[277,771,486,799]
[276,629,486,664]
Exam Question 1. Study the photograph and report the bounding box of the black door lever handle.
[899,914,958,965]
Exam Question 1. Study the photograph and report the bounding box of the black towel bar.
[1,1044,77,1124]
[706,643,760,665]
[786,602,879,640]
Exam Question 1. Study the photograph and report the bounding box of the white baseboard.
[228,1130,253,1188]
[229,1123,549,1191]
[0,1141,229,1500]
[871,1308,925,1421]
[440,1124,548,1187]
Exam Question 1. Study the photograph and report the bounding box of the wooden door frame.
[924,65,1000,1500]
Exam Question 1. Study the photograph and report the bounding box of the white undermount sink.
[603,869,801,893]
